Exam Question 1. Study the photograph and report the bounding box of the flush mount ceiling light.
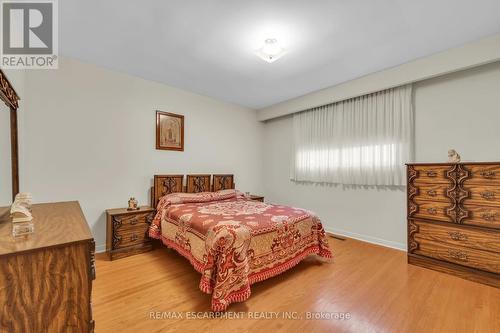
[255,38,286,63]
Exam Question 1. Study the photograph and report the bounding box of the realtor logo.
[1,0,58,69]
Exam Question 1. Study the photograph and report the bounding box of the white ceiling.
[60,0,500,109]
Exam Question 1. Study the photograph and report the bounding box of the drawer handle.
[480,191,495,200]
[426,170,438,177]
[427,190,438,197]
[130,218,139,225]
[481,212,496,221]
[448,231,468,241]
[130,234,139,241]
[448,249,468,262]
[427,208,438,215]
[480,171,496,179]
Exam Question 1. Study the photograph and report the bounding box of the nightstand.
[249,195,265,202]
[106,206,155,260]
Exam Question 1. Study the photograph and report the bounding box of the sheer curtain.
[291,84,413,186]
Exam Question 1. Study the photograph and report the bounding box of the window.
[291,85,413,186]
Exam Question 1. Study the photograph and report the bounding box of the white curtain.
[291,84,413,186]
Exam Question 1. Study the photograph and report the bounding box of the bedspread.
[149,190,332,311]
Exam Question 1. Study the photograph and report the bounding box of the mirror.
[0,69,20,205]
[0,102,11,206]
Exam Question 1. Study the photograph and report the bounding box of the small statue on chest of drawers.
[447,149,461,163]
[127,197,139,211]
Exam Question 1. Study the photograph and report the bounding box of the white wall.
[414,61,500,161]
[20,57,263,251]
[263,61,500,250]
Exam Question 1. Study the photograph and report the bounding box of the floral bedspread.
[149,189,332,311]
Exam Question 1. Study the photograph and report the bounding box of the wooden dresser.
[0,201,95,332]
[106,206,155,260]
[407,162,500,287]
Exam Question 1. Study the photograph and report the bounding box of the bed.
[148,174,332,311]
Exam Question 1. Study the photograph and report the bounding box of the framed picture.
[156,111,184,151]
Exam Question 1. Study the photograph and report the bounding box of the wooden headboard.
[151,174,235,208]
[213,174,234,192]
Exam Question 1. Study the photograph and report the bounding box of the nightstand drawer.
[114,226,149,249]
[113,212,153,230]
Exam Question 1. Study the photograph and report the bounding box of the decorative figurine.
[10,192,33,223]
[11,192,35,237]
[127,197,139,211]
[447,149,461,163]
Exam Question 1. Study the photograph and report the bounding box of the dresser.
[407,162,500,288]
[106,206,155,260]
[0,201,95,332]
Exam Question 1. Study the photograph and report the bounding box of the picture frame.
[156,111,184,151]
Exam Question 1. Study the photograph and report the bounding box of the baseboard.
[95,231,406,254]
[325,227,407,252]
[95,243,106,253]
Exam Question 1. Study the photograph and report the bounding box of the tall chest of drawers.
[407,162,500,288]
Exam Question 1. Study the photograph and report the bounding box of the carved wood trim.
[186,174,211,193]
[446,164,460,221]
[10,108,19,199]
[408,219,419,253]
[89,239,96,281]
[213,174,235,192]
[446,164,471,224]
[112,216,123,248]
[0,70,20,110]
[88,239,95,333]
[407,166,418,217]
[153,175,184,207]
[456,164,471,223]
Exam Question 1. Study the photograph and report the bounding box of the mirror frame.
[0,69,20,201]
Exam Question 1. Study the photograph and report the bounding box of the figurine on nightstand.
[447,149,461,163]
[127,197,139,211]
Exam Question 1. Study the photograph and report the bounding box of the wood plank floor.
[93,237,500,333]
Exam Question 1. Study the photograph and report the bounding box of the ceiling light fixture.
[255,38,286,63]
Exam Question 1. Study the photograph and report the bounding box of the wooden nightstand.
[106,206,155,260]
[249,195,265,202]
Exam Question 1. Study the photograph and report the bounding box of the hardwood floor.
[93,236,500,333]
